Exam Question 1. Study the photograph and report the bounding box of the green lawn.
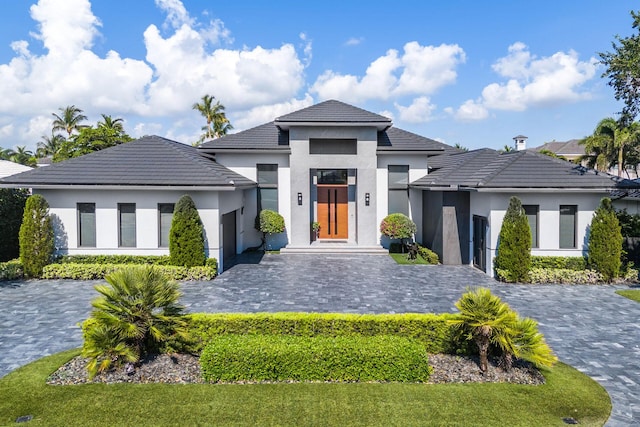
[615,289,640,302]
[389,253,433,265]
[0,349,611,427]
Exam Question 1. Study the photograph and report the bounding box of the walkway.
[1,253,638,425]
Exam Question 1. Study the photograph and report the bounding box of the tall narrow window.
[77,203,96,247]
[158,203,174,248]
[559,205,577,249]
[388,165,409,216]
[523,205,539,248]
[257,164,278,212]
[118,203,136,247]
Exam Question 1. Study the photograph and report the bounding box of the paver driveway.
[1,253,639,426]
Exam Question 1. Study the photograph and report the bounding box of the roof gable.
[0,135,255,188]
[275,99,391,125]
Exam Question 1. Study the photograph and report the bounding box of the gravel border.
[47,353,544,386]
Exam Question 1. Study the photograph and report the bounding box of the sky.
[0,0,638,153]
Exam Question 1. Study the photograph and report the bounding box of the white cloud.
[345,37,364,46]
[378,110,395,121]
[395,97,437,123]
[155,0,193,29]
[452,42,598,120]
[310,42,465,103]
[232,95,314,130]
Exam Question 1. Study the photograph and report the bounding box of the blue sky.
[0,0,637,152]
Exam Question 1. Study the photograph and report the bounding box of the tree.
[192,94,233,144]
[256,209,285,250]
[169,195,206,267]
[0,147,15,160]
[380,213,417,250]
[580,117,640,177]
[599,10,640,127]
[53,125,133,162]
[538,149,567,161]
[588,198,623,282]
[9,146,36,166]
[51,105,87,138]
[19,194,54,277]
[494,196,531,282]
[0,188,29,261]
[82,266,189,378]
[97,114,125,132]
[454,143,469,152]
[36,133,65,158]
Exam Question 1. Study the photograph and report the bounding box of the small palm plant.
[82,266,189,378]
[449,287,557,373]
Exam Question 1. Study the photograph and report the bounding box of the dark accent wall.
[422,191,470,265]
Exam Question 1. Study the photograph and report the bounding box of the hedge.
[529,256,587,271]
[200,334,432,383]
[42,263,217,280]
[186,312,469,355]
[526,268,603,284]
[0,259,23,281]
[54,255,218,269]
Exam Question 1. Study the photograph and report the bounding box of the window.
[309,138,357,155]
[158,203,174,247]
[118,203,136,247]
[257,164,278,212]
[388,165,409,216]
[523,205,539,248]
[77,203,96,247]
[559,205,577,248]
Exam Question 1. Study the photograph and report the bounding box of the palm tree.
[580,117,640,177]
[97,114,124,132]
[192,94,233,144]
[10,146,36,166]
[36,133,65,158]
[0,147,15,160]
[52,105,88,139]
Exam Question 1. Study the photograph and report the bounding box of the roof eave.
[275,120,390,131]
[199,148,291,154]
[0,183,256,191]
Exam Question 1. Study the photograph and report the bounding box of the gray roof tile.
[200,121,290,150]
[0,135,255,188]
[276,99,391,123]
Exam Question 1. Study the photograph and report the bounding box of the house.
[0,159,32,179]
[0,100,636,276]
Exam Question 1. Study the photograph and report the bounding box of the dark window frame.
[118,203,136,248]
[77,203,96,247]
[559,205,577,249]
[388,165,409,215]
[523,205,539,248]
[158,203,174,248]
[309,138,358,155]
[257,164,278,212]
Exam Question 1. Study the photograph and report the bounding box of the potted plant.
[312,222,321,240]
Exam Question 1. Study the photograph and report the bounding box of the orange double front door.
[317,185,348,239]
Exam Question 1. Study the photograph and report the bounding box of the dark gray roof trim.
[200,122,290,151]
[377,127,453,153]
[275,99,391,124]
[0,135,256,188]
[413,148,633,190]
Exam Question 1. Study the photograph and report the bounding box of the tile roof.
[0,160,32,179]
[200,121,290,151]
[376,127,453,153]
[275,99,391,124]
[413,148,629,190]
[533,139,585,156]
[0,135,255,188]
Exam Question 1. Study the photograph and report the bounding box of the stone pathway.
[1,253,638,425]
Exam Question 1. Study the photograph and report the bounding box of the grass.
[0,349,611,427]
[615,289,640,302]
[389,253,433,265]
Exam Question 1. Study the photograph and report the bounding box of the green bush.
[616,208,640,237]
[255,209,285,250]
[0,259,23,281]
[525,268,604,284]
[19,194,55,277]
[529,256,587,270]
[81,266,190,378]
[169,195,206,268]
[588,198,623,282]
[380,213,416,243]
[200,334,432,383]
[0,189,28,262]
[42,263,217,280]
[418,245,439,264]
[185,312,468,355]
[56,255,173,265]
[494,197,531,282]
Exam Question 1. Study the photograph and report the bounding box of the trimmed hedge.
[55,255,218,269]
[42,263,217,280]
[200,334,432,383]
[186,312,468,355]
[529,256,587,271]
[0,259,23,281]
[418,245,439,264]
[527,268,603,284]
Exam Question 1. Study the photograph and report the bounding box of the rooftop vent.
[513,135,528,151]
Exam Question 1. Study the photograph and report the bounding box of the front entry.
[317,185,348,239]
[473,215,487,272]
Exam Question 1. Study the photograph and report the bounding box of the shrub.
[380,213,416,245]
[526,268,603,284]
[255,209,285,250]
[449,287,556,372]
[169,195,206,268]
[19,194,54,277]
[56,255,174,265]
[0,259,24,281]
[418,245,439,264]
[0,189,28,262]
[589,198,623,282]
[200,334,432,383]
[81,266,190,378]
[42,263,217,280]
[529,256,587,270]
[494,196,531,282]
[185,312,469,355]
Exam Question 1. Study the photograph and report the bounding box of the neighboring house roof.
[201,101,450,154]
[0,159,32,178]
[413,148,629,190]
[0,135,255,189]
[532,139,584,157]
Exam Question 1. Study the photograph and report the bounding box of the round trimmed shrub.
[256,209,285,250]
[380,213,416,243]
[169,195,206,267]
[494,196,531,282]
[588,198,622,282]
[19,194,54,277]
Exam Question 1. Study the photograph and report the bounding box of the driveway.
[1,253,638,426]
